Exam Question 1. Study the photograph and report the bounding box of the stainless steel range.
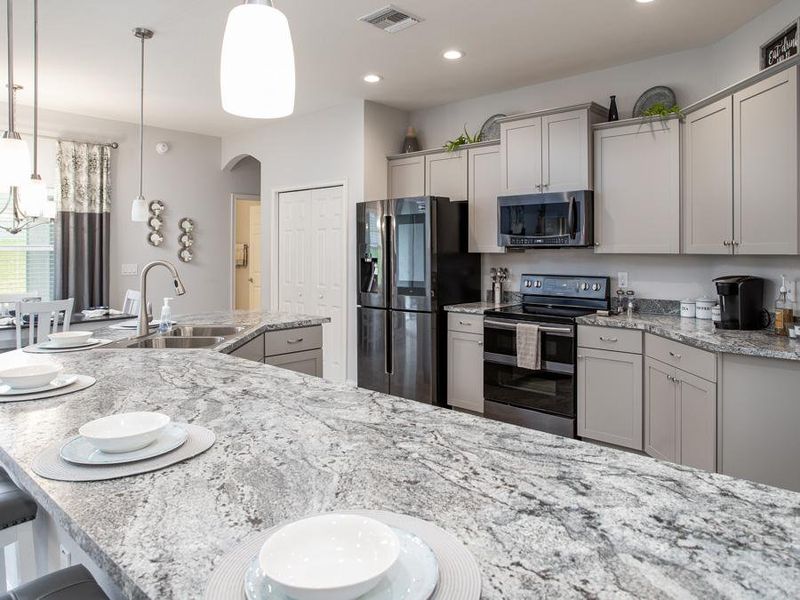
[483,274,610,437]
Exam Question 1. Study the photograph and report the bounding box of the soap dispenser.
[158,297,174,333]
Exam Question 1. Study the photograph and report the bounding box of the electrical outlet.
[121,263,138,276]
[787,279,797,304]
[617,272,629,289]
[59,544,71,569]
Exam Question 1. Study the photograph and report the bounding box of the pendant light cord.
[32,0,38,176]
[6,0,15,134]
[139,32,144,198]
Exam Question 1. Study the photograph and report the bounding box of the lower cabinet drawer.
[265,349,323,377]
[265,326,322,357]
[578,326,642,354]
[230,334,265,363]
[447,312,483,334]
[645,333,716,382]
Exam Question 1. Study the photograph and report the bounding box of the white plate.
[245,528,438,600]
[36,338,103,350]
[59,423,188,465]
[0,374,78,396]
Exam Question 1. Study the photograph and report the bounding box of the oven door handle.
[484,319,573,336]
[484,352,574,375]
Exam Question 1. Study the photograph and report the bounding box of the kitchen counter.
[0,316,798,598]
[443,301,516,314]
[577,312,800,361]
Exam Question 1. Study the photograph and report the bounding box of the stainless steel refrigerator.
[357,196,481,405]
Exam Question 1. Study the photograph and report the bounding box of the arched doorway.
[226,155,261,310]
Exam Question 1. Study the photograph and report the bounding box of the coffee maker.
[713,276,765,330]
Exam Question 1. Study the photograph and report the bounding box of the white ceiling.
[0,0,780,137]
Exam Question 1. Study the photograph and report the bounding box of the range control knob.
[524,280,532,288]
[580,282,590,291]
[534,280,542,288]
[591,283,601,291]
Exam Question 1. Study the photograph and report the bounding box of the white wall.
[411,0,800,303]
[364,101,410,201]
[222,101,367,382]
[4,104,258,314]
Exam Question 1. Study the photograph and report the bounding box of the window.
[0,191,56,301]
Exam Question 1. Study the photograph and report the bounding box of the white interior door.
[248,205,262,309]
[278,186,346,381]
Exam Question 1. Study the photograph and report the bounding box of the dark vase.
[608,96,619,122]
[402,126,421,153]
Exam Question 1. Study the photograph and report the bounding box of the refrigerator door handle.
[385,310,393,375]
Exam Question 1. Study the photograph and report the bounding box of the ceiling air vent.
[358,5,423,33]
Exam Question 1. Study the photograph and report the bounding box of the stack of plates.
[59,412,188,466]
[245,514,439,600]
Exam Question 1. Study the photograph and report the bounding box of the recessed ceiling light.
[635,0,655,3]
[363,73,383,83]
[443,49,464,61]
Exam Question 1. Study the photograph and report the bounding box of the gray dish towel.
[516,323,541,370]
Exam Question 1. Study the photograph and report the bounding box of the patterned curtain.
[55,141,112,312]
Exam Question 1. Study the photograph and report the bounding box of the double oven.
[483,275,610,438]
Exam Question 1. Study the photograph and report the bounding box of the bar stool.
[0,565,108,600]
[0,470,37,591]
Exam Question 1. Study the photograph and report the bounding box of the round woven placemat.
[32,424,215,481]
[0,375,96,404]
[204,509,481,600]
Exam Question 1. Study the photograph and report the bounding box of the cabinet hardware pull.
[723,240,730,247]
[287,338,304,344]
[668,351,681,359]
[477,341,483,346]
[599,336,618,342]
[459,321,471,326]
[732,240,739,246]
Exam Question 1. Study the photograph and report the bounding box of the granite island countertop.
[577,312,800,361]
[0,338,798,597]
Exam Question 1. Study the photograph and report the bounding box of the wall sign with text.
[760,19,799,70]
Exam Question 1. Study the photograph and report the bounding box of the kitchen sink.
[164,325,244,337]
[120,336,225,349]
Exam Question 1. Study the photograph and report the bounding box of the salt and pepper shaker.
[626,290,635,318]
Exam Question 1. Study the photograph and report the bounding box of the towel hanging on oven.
[516,323,541,370]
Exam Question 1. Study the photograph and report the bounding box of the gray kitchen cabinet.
[593,116,680,254]
[719,354,800,492]
[644,355,716,471]
[498,103,604,196]
[388,154,425,199]
[447,318,484,413]
[232,325,323,377]
[682,97,734,255]
[577,347,643,450]
[265,348,323,377]
[425,150,467,202]
[467,143,504,253]
[733,66,799,255]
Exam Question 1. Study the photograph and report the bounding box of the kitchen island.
[0,312,797,599]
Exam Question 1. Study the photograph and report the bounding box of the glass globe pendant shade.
[0,134,31,188]
[131,194,148,222]
[18,176,48,218]
[220,2,296,119]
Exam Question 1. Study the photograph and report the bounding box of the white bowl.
[48,331,93,347]
[259,514,400,600]
[79,412,171,453]
[0,363,63,390]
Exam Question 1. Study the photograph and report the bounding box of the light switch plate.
[121,263,138,276]
[787,279,797,304]
[617,272,629,289]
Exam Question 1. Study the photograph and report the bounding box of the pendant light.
[18,0,47,218]
[220,0,295,119]
[0,0,30,189]
[131,27,153,222]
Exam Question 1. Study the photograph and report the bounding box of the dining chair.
[14,299,75,349]
[121,289,140,316]
[0,564,108,600]
[0,468,37,592]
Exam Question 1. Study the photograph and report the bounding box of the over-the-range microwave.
[497,191,593,248]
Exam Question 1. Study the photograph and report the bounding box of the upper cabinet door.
[542,110,590,192]
[733,66,799,255]
[388,155,425,199]
[594,119,680,254]
[425,151,467,202]
[467,144,504,254]
[682,98,734,255]
[500,116,543,194]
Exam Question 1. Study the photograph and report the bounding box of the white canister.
[711,305,721,323]
[696,298,716,320]
[680,300,696,318]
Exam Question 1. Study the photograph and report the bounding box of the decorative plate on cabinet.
[632,86,677,117]
[478,113,506,141]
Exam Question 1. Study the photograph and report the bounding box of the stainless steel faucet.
[138,260,187,336]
